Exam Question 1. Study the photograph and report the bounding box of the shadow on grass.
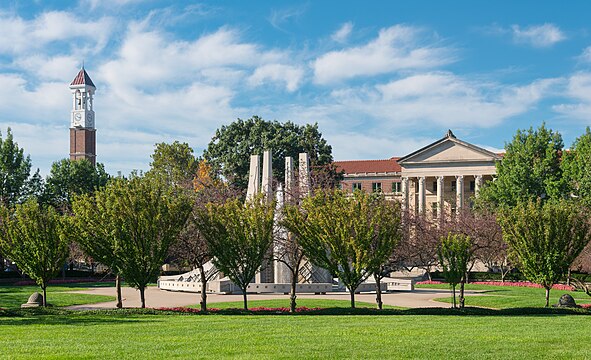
[0,308,158,326]
[2,306,589,319]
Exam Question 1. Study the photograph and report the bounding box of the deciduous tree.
[148,141,198,187]
[203,116,336,191]
[0,200,69,306]
[562,127,591,207]
[195,195,275,310]
[283,190,402,308]
[438,233,472,309]
[72,175,192,308]
[478,124,565,208]
[498,199,591,307]
[44,159,109,209]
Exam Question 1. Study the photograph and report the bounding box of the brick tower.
[69,67,96,165]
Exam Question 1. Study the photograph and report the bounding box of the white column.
[285,156,294,203]
[456,175,464,211]
[436,176,444,219]
[418,177,426,214]
[475,175,483,196]
[261,150,272,202]
[246,154,260,201]
[401,177,409,212]
[298,153,310,197]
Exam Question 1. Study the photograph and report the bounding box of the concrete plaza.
[67,286,483,309]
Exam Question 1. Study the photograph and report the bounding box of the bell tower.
[69,67,96,165]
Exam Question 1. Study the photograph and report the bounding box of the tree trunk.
[459,280,465,309]
[42,284,47,307]
[567,268,572,286]
[290,267,299,313]
[374,273,383,310]
[0,255,4,272]
[116,275,123,308]
[139,286,146,308]
[242,288,248,310]
[199,264,207,312]
[426,268,432,281]
[452,284,456,308]
[545,287,550,307]
[349,288,356,309]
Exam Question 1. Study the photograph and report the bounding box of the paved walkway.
[67,286,483,310]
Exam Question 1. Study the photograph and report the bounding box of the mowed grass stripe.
[2,314,591,359]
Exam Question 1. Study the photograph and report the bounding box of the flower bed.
[155,306,323,314]
[417,280,574,291]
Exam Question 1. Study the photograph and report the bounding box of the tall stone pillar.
[261,150,272,202]
[298,153,310,196]
[475,175,483,196]
[436,176,444,219]
[273,184,291,284]
[246,154,260,201]
[401,177,409,212]
[299,152,331,283]
[456,175,464,211]
[285,156,294,203]
[418,177,426,214]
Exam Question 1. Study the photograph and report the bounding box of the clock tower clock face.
[73,112,83,127]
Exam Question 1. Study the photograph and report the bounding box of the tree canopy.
[283,190,402,308]
[0,128,32,207]
[478,124,564,208]
[562,127,591,207]
[72,175,192,308]
[0,200,69,306]
[203,116,335,191]
[194,195,275,310]
[44,159,109,208]
[148,141,198,187]
[498,199,591,307]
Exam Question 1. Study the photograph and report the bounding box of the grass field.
[1,310,591,359]
[416,283,591,308]
[0,284,115,310]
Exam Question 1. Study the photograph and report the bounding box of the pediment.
[398,136,499,165]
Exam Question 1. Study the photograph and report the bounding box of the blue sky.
[1,0,591,175]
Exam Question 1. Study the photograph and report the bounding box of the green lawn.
[1,312,591,359]
[417,283,591,308]
[0,284,115,310]
[189,298,399,310]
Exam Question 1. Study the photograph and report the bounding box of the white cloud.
[553,72,591,120]
[511,23,565,48]
[578,46,591,63]
[331,22,353,43]
[332,73,557,128]
[248,64,304,92]
[268,4,308,31]
[312,25,454,84]
[0,11,114,56]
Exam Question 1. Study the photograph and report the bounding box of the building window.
[392,182,401,193]
[432,181,437,192]
[352,183,362,191]
[372,182,382,192]
[470,181,475,191]
[431,202,438,219]
[451,180,457,192]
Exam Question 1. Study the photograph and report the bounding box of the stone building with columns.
[335,130,501,216]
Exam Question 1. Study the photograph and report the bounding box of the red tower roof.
[70,68,95,88]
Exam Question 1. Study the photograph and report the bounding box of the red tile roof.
[334,157,401,174]
[70,68,96,88]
